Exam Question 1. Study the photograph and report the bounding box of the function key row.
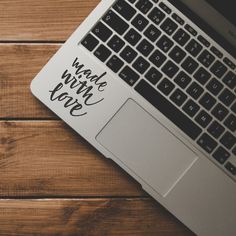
[172,13,184,25]
[197,35,210,47]
[159,2,171,14]
[112,0,235,80]
[132,0,235,72]
[210,46,223,59]
[184,24,197,36]
[169,1,234,71]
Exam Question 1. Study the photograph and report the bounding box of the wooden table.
[0,1,195,235]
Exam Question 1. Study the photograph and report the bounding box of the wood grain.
[0,44,59,118]
[0,199,194,235]
[0,121,144,197]
[0,0,99,41]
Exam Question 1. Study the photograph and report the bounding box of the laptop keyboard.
[81,0,236,179]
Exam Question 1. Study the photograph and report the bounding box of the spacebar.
[135,80,202,140]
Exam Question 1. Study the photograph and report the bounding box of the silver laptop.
[31,0,236,235]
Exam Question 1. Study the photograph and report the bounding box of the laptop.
[31,0,236,235]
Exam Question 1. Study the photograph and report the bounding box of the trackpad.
[96,99,198,197]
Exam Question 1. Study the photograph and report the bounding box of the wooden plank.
[0,0,99,41]
[0,198,194,235]
[0,120,144,197]
[0,44,59,118]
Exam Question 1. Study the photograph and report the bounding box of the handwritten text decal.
[49,57,107,116]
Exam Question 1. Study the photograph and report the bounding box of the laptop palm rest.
[96,99,198,197]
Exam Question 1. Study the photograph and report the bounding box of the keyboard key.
[148,7,165,25]
[210,60,227,78]
[124,28,142,46]
[184,24,197,36]
[160,18,178,35]
[128,0,137,3]
[120,45,138,63]
[181,56,199,74]
[103,10,129,35]
[144,24,161,42]
[161,60,179,78]
[185,39,203,57]
[156,35,174,52]
[219,89,235,106]
[169,45,186,63]
[223,57,236,70]
[81,33,99,51]
[157,78,175,95]
[173,28,190,46]
[197,133,217,153]
[232,102,236,113]
[92,22,112,42]
[113,0,136,20]
[172,13,184,25]
[174,71,191,89]
[170,89,187,106]
[187,82,204,99]
[107,35,125,52]
[222,71,236,89]
[193,67,211,85]
[199,93,216,110]
[207,121,225,139]
[149,49,166,67]
[94,44,111,62]
[120,48,135,64]
[106,55,124,73]
[137,39,154,56]
[224,114,236,132]
[220,131,236,149]
[145,67,162,85]
[119,66,140,86]
[213,147,230,164]
[198,50,215,68]
[183,99,200,117]
[232,146,236,155]
[225,162,236,175]
[135,0,153,14]
[159,2,171,14]
[197,35,210,47]
[195,110,212,128]
[210,46,223,59]
[133,56,150,74]
[212,103,229,121]
[135,80,202,139]
[132,13,149,31]
[206,78,223,96]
